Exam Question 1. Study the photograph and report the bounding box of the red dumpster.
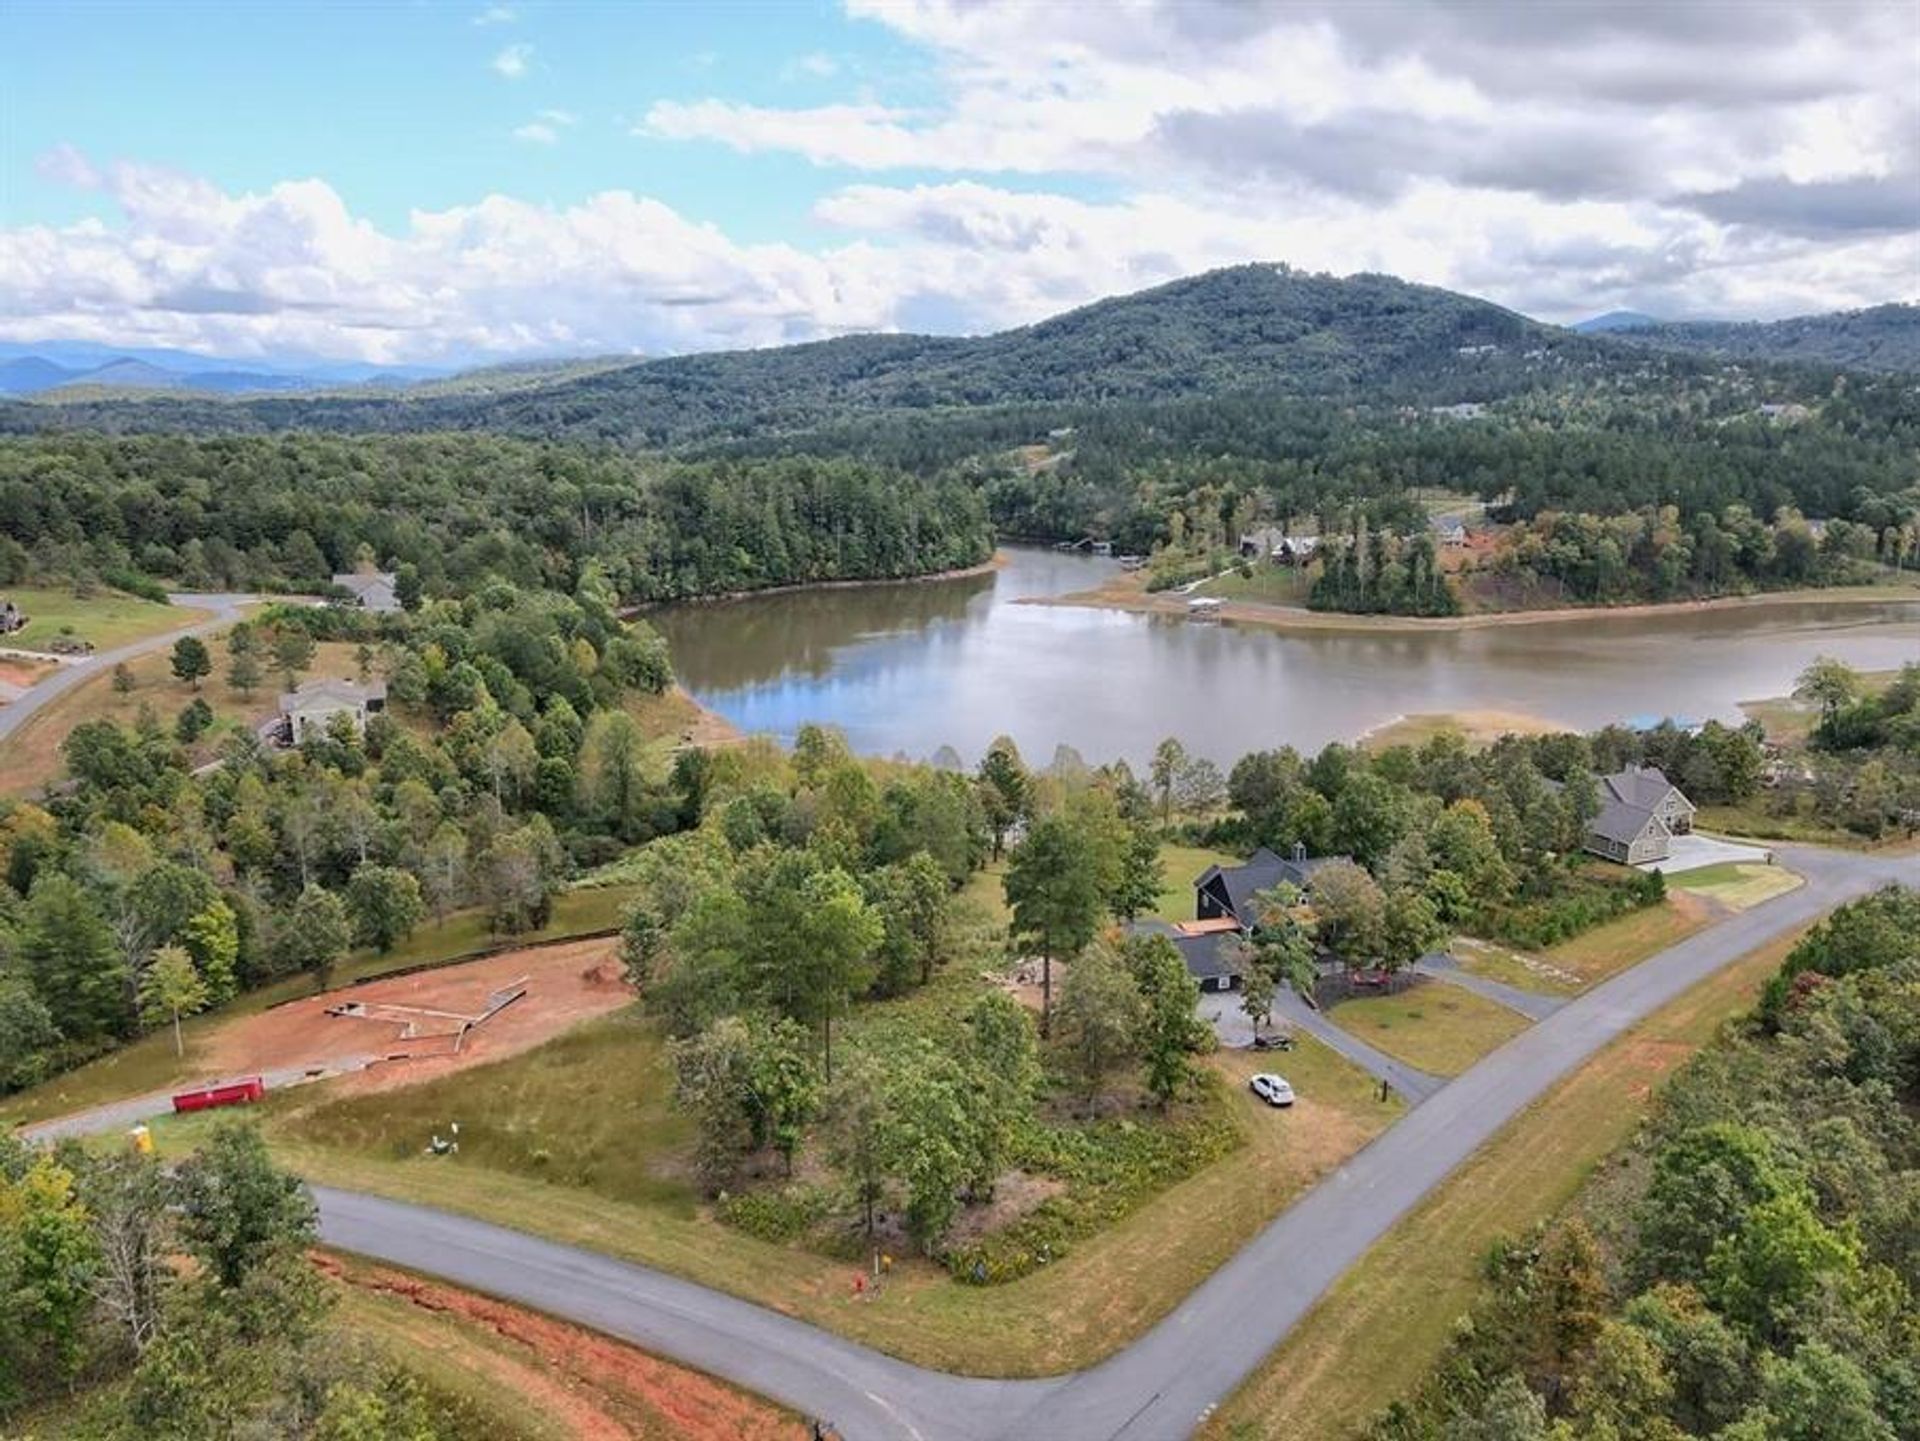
[171,1076,266,1113]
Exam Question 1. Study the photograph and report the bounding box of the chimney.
[1292,841,1307,863]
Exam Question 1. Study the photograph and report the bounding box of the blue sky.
[2,1,1914,364]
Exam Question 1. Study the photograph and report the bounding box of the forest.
[0,434,993,602]
[1369,886,1920,1441]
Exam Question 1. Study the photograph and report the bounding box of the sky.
[1,0,1916,366]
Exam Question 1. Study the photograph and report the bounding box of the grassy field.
[1448,937,1582,997]
[0,884,637,1129]
[1204,925,1808,1439]
[1541,895,1711,986]
[1667,861,1803,911]
[0,633,352,797]
[1153,842,1240,922]
[1195,566,1314,605]
[1,585,205,653]
[141,1014,1398,1378]
[1329,982,1531,1076]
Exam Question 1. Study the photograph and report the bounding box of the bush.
[716,1183,836,1243]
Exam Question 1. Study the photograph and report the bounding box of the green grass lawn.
[1152,842,1239,923]
[0,885,638,1129]
[1330,982,1531,1076]
[1667,861,1803,911]
[1195,566,1314,605]
[3,585,205,653]
[1204,926,1808,1440]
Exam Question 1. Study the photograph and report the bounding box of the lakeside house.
[1197,844,1349,929]
[1581,763,1695,865]
[1236,529,1320,566]
[0,598,25,635]
[276,677,387,744]
[332,570,400,614]
[1122,844,1350,992]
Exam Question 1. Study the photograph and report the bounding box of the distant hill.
[0,340,449,396]
[1602,303,1920,374]
[4,265,1621,443]
[1572,310,1661,333]
[0,356,77,394]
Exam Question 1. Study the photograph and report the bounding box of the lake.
[657,548,1920,766]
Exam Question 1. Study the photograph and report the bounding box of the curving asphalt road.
[315,842,1914,1441]
[0,591,258,747]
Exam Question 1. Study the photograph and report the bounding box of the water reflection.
[657,549,1920,765]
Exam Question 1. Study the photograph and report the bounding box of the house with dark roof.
[1195,845,1348,929]
[1583,764,1695,865]
[1125,918,1252,993]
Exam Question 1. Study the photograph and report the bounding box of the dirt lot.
[204,940,633,1099]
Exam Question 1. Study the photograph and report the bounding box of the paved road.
[314,843,1914,1441]
[1414,951,1566,1022]
[0,592,258,748]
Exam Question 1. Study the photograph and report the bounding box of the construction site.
[200,939,635,1101]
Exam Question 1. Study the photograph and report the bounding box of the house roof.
[332,572,395,597]
[1590,797,1668,846]
[1600,764,1688,811]
[1196,847,1349,928]
[1126,920,1249,983]
[280,676,386,713]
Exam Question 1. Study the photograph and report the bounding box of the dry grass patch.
[1329,981,1531,1076]
[0,635,356,797]
[1358,710,1570,753]
[1542,894,1711,986]
[1450,937,1582,997]
[1203,928,1803,1440]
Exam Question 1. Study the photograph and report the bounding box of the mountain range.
[0,340,449,397]
[3,268,1915,442]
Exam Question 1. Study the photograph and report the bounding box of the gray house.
[1584,764,1695,865]
[1196,845,1348,929]
[1124,918,1251,993]
[332,571,400,614]
[277,677,387,744]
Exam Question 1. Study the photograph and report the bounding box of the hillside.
[0,265,1620,445]
[1605,302,1920,373]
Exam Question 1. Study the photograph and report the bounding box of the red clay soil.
[204,940,633,1098]
[315,1253,803,1440]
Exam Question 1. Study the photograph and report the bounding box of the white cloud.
[472,5,515,25]
[785,51,839,79]
[5,149,1912,369]
[492,43,532,79]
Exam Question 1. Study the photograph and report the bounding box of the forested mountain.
[1,266,1632,445]
[1606,302,1920,374]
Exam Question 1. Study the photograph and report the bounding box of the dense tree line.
[1370,887,1920,1441]
[0,579,689,1094]
[0,433,993,603]
[1484,504,1901,605]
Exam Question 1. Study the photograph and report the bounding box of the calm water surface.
[657,549,1920,766]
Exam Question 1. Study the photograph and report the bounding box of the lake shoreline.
[1023,577,1920,634]
[634,551,1006,612]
